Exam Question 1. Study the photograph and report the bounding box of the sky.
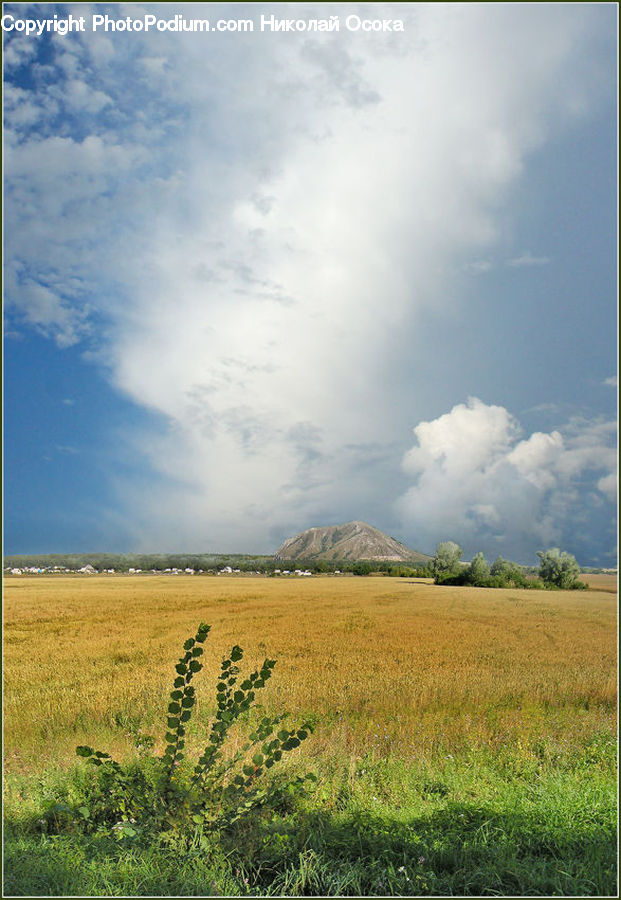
[2,2,618,565]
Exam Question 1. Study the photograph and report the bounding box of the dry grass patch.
[3,575,616,772]
[580,573,617,593]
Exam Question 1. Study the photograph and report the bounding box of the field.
[3,574,618,896]
[580,573,618,593]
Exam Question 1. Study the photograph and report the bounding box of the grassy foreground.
[3,574,617,896]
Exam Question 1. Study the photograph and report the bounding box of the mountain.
[275,521,431,563]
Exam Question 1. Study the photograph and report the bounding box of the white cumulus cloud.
[397,398,617,562]
[597,473,617,502]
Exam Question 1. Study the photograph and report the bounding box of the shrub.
[434,552,546,590]
[433,542,463,583]
[536,548,585,589]
[73,623,314,845]
[352,561,374,576]
[489,557,530,588]
[465,552,490,586]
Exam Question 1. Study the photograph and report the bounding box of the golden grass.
[580,573,618,593]
[3,575,617,772]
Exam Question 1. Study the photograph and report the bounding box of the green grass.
[4,734,616,896]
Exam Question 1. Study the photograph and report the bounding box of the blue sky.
[3,3,617,564]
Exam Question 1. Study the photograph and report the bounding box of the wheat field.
[3,574,616,772]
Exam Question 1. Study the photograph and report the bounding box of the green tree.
[536,548,582,589]
[466,551,490,585]
[433,541,463,582]
[490,556,527,587]
[491,556,511,577]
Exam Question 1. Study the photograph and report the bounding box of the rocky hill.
[275,520,431,563]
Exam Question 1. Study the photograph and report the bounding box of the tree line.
[3,552,433,577]
[431,542,586,590]
[4,548,590,587]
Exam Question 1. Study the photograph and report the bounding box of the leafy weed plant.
[73,623,314,844]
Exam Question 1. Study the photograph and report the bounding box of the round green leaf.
[184,638,195,650]
[180,710,192,722]
[175,663,187,675]
[191,647,204,657]
[252,753,264,766]
[196,624,210,640]
[168,702,181,714]
[181,696,195,708]
[189,660,201,672]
